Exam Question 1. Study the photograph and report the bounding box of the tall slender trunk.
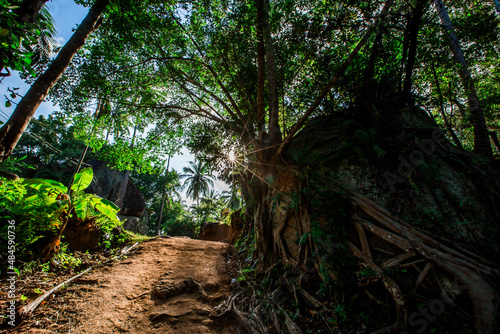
[263,0,281,153]
[432,64,463,149]
[362,30,382,111]
[489,132,500,152]
[0,0,109,161]
[256,0,266,137]
[253,0,278,267]
[402,0,426,100]
[398,12,411,93]
[434,0,492,157]
[156,155,171,236]
[117,122,138,209]
[67,99,102,191]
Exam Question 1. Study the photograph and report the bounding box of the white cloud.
[53,36,65,47]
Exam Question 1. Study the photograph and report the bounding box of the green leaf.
[0,28,9,37]
[71,167,93,193]
[98,198,120,211]
[73,199,90,219]
[28,67,36,77]
[91,197,120,220]
[95,203,119,221]
[20,194,43,204]
[21,56,32,65]
[298,232,310,245]
[23,178,67,193]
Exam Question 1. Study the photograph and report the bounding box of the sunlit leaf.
[71,167,93,193]
[23,179,67,193]
[73,199,90,219]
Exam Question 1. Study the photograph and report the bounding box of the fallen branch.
[20,242,139,317]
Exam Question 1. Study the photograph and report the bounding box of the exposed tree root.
[348,190,499,333]
[232,169,500,333]
[239,182,500,333]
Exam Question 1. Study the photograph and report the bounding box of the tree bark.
[398,12,410,93]
[156,155,171,236]
[117,121,138,209]
[256,0,266,136]
[402,0,426,100]
[0,0,109,162]
[362,29,382,110]
[489,131,500,152]
[434,0,492,157]
[263,0,282,152]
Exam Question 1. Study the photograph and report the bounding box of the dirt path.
[10,237,240,333]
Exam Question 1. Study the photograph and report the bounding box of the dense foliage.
[0,1,56,78]
[0,168,121,263]
[1,0,500,332]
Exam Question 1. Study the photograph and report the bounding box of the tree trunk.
[432,64,464,149]
[0,0,109,162]
[256,0,266,136]
[362,29,382,111]
[263,0,282,153]
[398,12,410,93]
[433,0,492,157]
[67,99,101,191]
[156,155,171,236]
[489,131,500,152]
[402,0,426,100]
[117,121,138,209]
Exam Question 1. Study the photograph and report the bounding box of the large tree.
[0,0,109,161]
[40,0,500,332]
[434,0,492,157]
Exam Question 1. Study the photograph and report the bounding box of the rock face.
[86,160,146,218]
[198,211,243,244]
[285,110,500,256]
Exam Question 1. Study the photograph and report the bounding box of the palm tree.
[180,160,214,210]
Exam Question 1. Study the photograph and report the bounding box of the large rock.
[198,211,243,244]
[86,160,146,218]
[285,110,500,256]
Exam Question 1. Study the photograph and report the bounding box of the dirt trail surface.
[9,237,240,333]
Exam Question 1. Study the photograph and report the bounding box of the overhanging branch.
[276,0,395,158]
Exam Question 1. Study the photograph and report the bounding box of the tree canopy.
[2,1,500,332]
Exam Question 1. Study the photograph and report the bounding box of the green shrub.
[0,168,122,264]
